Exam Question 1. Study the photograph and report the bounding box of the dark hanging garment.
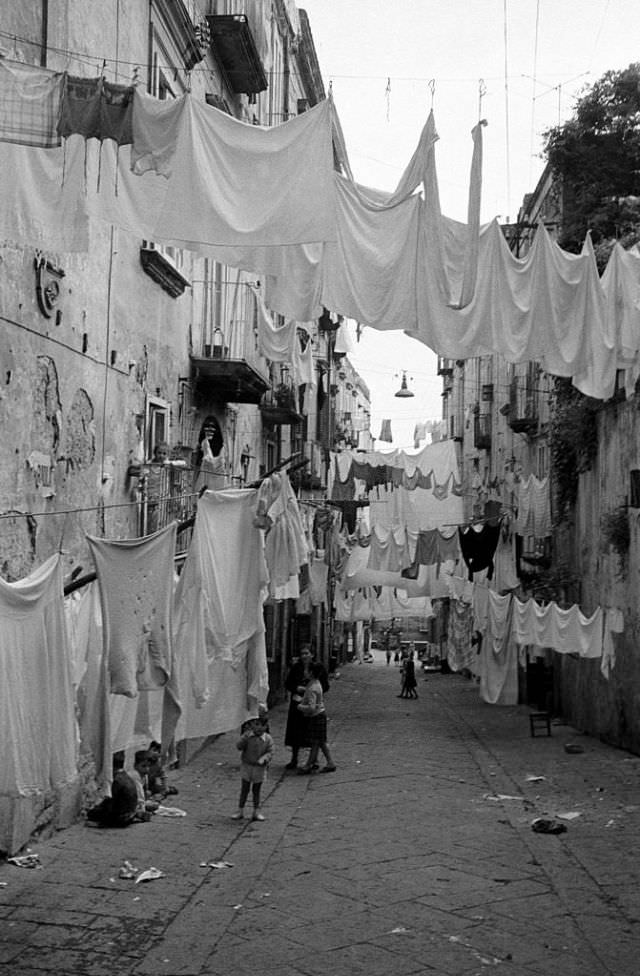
[58,75,134,145]
[630,469,640,509]
[458,521,501,580]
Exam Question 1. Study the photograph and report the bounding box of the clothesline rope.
[0,492,201,521]
[0,29,587,89]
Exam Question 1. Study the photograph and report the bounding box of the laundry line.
[62,455,309,597]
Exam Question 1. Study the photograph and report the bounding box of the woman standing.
[399,651,419,699]
[283,645,328,770]
[193,415,226,494]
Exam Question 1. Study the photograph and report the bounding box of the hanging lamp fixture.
[394,370,414,398]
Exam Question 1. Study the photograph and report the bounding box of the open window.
[145,395,171,460]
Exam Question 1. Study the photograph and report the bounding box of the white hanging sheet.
[479,590,518,705]
[0,554,78,854]
[511,597,603,658]
[171,488,269,740]
[87,522,177,699]
[2,56,640,398]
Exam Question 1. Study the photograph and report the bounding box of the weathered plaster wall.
[555,400,640,752]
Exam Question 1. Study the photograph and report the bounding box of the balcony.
[191,329,269,404]
[474,412,492,450]
[509,377,538,434]
[140,244,190,298]
[260,380,303,426]
[206,14,267,95]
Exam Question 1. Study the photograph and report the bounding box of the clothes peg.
[478,78,487,120]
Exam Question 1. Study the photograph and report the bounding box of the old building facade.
[442,162,640,752]
[0,0,371,847]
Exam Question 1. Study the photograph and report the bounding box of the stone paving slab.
[2,660,640,975]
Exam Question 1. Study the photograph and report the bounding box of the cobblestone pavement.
[2,655,640,976]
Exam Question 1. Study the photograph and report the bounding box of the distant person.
[86,752,138,828]
[232,713,274,821]
[146,441,171,532]
[284,644,329,770]
[398,652,418,699]
[297,662,336,774]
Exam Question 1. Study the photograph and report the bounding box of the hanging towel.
[0,58,63,148]
[379,419,393,443]
[87,522,177,698]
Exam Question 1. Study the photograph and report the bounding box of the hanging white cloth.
[171,488,269,739]
[0,554,78,854]
[129,90,335,248]
[87,523,177,698]
[479,590,518,705]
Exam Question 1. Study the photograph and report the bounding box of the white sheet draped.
[2,59,640,399]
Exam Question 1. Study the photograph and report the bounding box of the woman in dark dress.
[399,652,418,699]
[284,644,329,769]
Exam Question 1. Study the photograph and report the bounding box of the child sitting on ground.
[86,751,138,828]
[129,750,159,820]
[232,712,274,822]
[146,740,179,800]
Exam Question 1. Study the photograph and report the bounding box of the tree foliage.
[549,378,599,521]
[543,63,640,256]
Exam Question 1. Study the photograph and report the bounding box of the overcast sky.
[301,0,640,449]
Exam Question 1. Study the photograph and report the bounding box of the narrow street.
[2,656,640,976]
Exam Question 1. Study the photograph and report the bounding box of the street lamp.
[395,370,414,398]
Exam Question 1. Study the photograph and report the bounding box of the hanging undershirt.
[458,521,502,580]
[401,528,460,578]
[58,75,134,145]
[87,523,177,699]
[447,598,475,673]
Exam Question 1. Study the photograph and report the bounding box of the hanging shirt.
[458,521,502,580]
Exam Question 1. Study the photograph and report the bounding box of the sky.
[300,0,640,450]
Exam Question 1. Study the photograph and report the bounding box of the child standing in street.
[232,713,274,822]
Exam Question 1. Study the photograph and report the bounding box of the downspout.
[40,0,48,67]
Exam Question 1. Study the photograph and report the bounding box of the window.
[146,395,171,460]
